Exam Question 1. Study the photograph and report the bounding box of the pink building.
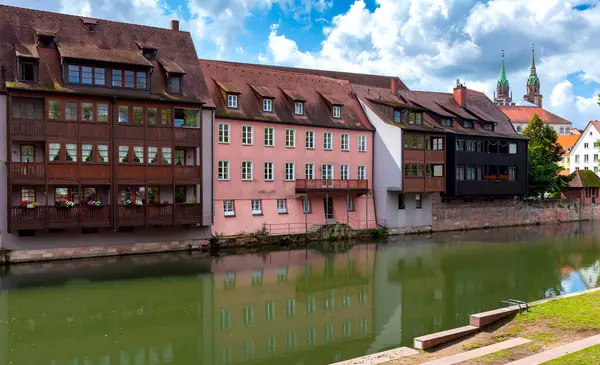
[199,60,376,236]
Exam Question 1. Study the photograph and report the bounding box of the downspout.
[111,96,117,231]
[370,129,376,227]
[211,108,215,233]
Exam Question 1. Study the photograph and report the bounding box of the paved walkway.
[505,333,600,364]
[330,347,418,365]
[420,338,531,365]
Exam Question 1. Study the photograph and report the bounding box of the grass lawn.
[544,345,600,364]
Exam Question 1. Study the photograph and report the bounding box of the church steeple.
[494,50,512,105]
[524,44,543,107]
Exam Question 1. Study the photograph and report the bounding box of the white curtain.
[82,144,93,162]
[162,147,172,164]
[119,146,129,162]
[147,147,157,164]
[98,145,108,162]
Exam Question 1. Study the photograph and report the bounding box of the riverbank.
[384,288,600,364]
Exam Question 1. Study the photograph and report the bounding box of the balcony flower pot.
[87,200,103,208]
[56,201,75,208]
[124,199,143,206]
[19,201,38,209]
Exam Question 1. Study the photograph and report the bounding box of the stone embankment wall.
[432,194,600,232]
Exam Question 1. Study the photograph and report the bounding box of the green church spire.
[527,44,540,86]
[497,50,509,87]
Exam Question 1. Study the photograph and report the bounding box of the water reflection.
[1,221,599,365]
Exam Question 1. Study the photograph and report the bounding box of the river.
[1,221,599,365]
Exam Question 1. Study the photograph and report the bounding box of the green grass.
[544,344,600,364]
[462,342,490,351]
[527,331,557,344]
[477,349,513,364]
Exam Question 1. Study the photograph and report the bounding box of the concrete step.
[420,337,531,365]
[470,305,521,327]
[505,333,600,364]
[329,347,418,365]
[414,325,479,350]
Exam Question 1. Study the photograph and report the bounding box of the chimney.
[453,78,467,107]
[391,78,399,94]
[171,20,179,31]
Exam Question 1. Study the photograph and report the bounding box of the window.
[148,108,157,124]
[394,110,401,123]
[456,140,465,151]
[118,106,129,123]
[585,155,589,163]
[463,120,474,129]
[55,188,70,203]
[243,305,254,327]
[341,134,350,151]
[456,166,465,180]
[286,129,296,148]
[136,72,147,89]
[286,299,296,319]
[432,165,444,177]
[575,155,580,163]
[466,140,476,152]
[508,167,517,181]
[118,146,129,163]
[224,200,235,216]
[305,163,314,180]
[408,112,423,125]
[227,94,238,109]
[263,98,273,112]
[321,164,334,180]
[430,137,443,150]
[21,187,36,203]
[294,102,304,115]
[48,100,61,120]
[132,107,143,124]
[68,65,80,83]
[324,132,333,150]
[340,164,349,180]
[358,135,367,152]
[218,161,230,180]
[325,324,334,342]
[20,145,34,162]
[62,101,76,121]
[218,123,230,144]
[585,167,589,170]
[168,76,182,94]
[416,193,422,209]
[516,125,522,133]
[96,104,108,122]
[585,143,590,149]
[333,106,342,118]
[484,122,494,131]
[81,66,93,84]
[404,135,425,149]
[251,200,262,215]
[111,70,122,87]
[174,150,185,165]
[264,127,275,146]
[278,268,288,283]
[441,118,452,127]
[398,193,405,209]
[94,68,105,85]
[307,327,316,344]
[219,309,231,331]
[560,126,565,134]
[20,61,36,81]
[302,198,311,213]
[161,109,172,125]
[242,125,253,145]
[346,196,354,211]
[595,154,599,162]
[124,71,134,88]
[404,164,424,177]
[277,199,287,214]
[596,167,599,174]
[264,162,274,181]
[49,143,61,161]
[285,163,295,181]
[509,143,517,154]
[466,166,476,180]
[358,166,366,180]
[299,131,313,151]
[242,161,253,181]
[81,144,108,163]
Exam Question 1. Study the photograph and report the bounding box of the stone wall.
[431,194,600,232]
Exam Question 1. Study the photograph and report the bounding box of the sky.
[6,0,600,129]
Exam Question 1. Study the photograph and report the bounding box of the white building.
[569,121,600,175]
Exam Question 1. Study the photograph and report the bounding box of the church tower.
[524,44,543,107]
[494,50,512,105]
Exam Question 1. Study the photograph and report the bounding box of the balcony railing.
[118,205,146,227]
[147,204,174,225]
[295,179,369,193]
[11,207,46,231]
[10,162,45,182]
[174,203,202,225]
[174,166,201,182]
[174,128,200,146]
[11,206,112,231]
[10,120,45,140]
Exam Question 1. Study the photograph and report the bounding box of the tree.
[522,113,571,198]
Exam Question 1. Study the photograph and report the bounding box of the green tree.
[523,113,571,198]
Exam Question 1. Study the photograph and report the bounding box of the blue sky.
[6,0,600,128]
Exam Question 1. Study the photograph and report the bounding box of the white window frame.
[241,161,253,181]
[585,154,589,163]
[224,200,235,216]
[306,130,315,149]
[227,94,238,109]
[305,163,315,180]
[321,164,334,180]
[218,123,230,144]
[277,199,287,214]
[509,143,517,154]
[264,127,275,147]
[263,98,273,112]
[341,134,350,151]
[251,199,262,215]
[357,165,366,181]
[218,160,230,181]
[285,162,295,181]
[585,143,589,149]
[285,129,296,148]
[333,106,342,118]
[302,198,311,214]
[241,125,253,145]
[340,164,349,180]
[264,162,274,181]
[346,196,354,211]
[294,102,304,115]
[358,135,366,152]
[433,164,444,177]
[324,132,333,150]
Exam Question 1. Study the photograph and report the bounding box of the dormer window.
[441,118,452,127]
[142,48,157,60]
[168,76,182,94]
[85,23,97,33]
[393,110,401,124]
[263,98,273,112]
[408,111,423,125]
[332,106,342,119]
[294,102,304,115]
[227,94,238,109]
[19,59,37,82]
[484,122,494,131]
[463,120,474,129]
[37,35,56,49]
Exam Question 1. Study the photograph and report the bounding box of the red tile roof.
[198,59,373,131]
[0,4,212,105]
[556,134,581,156]
[497,105,571,125]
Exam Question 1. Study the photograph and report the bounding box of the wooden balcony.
[11,207,46,231]
[47,164,78,183]
[174,166,201,183]
[80,124,110,140]
[80,164,111,184]
[47,121,78,140]
[10,162,45,184]
[47,207,80,229]
[174,128,200,146]
[117,124,145,140]
[81,206,111,228]
[10,206,112,231]
[117,165,145,183]
[146,126,173,143]
[147,166,173,183]
[147,204,174,225]
[175,204,202,225]
[10,120,45,140]
[404,177,445,193]
[295,179,369,194]
[118,205,146,227]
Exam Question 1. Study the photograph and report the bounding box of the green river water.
[1,221,599,365]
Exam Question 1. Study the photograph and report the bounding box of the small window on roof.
[142,48,157,60]
[484,122,494,131]
[168,76,182,94]
[393,110,401,124]
[37,35,56,48]
[85,23,97,33]
[19,60,37,82]
[263,98,273,112]
[227,94,238,109]
[441,118,452,127]
[463,120,474,129]
[332,106,342,119]
[294,102,304,115]
[408,111,423,125]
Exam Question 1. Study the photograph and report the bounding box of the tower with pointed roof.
[524,44,543,107]
[494,50,513,105]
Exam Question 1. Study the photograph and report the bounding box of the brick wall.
[432,193,600,232]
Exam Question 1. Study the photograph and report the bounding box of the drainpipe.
[111,96,117,231]
[211,108,215,233]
